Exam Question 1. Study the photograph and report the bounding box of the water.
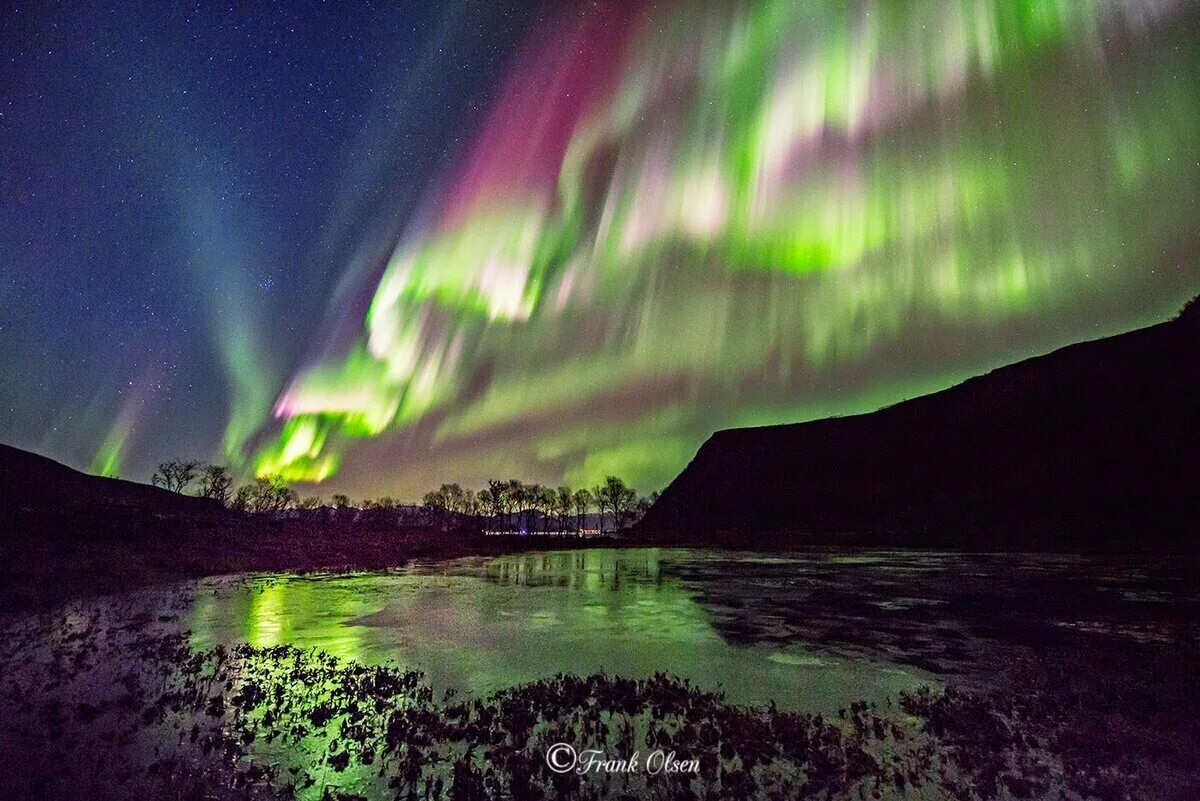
[186,548,933,710]
[182,547,1200,710]
[5,547,1198,800]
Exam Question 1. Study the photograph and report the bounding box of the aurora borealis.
[4,1,1199,498]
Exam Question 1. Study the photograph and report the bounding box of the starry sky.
[3,0,1199,500]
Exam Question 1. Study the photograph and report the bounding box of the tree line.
[150,459,657,532]
[152,460,302,514]
[421,476,658,532]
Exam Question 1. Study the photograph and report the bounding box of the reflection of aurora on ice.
[186,550,933,709]
[253,0,1200,491]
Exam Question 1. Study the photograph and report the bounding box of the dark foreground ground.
[4,442,1198,799]
[1,441,634,615]
[3,591,1197,801]
[1,549,1198,801]
[1,503,610,614]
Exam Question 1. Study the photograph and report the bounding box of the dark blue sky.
[1,1,539,475]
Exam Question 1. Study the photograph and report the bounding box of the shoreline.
[4,581,1197,801]
[8,510,1198,616]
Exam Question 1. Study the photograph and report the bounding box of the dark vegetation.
[138,456,653,533]
[640,297,1200,551]
[0,443,651,613]
[6,598,1192,801]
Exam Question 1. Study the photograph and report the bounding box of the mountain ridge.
[638,298,1200,551]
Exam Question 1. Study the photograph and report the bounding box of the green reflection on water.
[188,549,931,710]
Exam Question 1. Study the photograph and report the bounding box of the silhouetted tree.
[554,486,574,531]
[422,489,447,513]
[572,488,593,532]
[241,475,296,514]
[451,484,468,513]
[152,458,199,494]
[195,464,233,505]
[331,494,350,510]
[441,484,466,514]
[231,484,253,512]
[364,496,398,511]
[422,485,458,530]
[529,484,553,532]
[296,496,322,510]
[630,490,660,526]
[597,476,637,531]
[504,479,524,528]
[462,488,480,517]
[481,481,505,525]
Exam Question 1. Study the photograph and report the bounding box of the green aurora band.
[252,0,1200,495]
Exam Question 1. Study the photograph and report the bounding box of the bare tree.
[630,490,660,526]
[421,490,441,510]
[505,479,524,529]
[240,475,296,514]
[331,494,351,510]
[528,485,551,532]
[462,488,480,518]
[445,484,466,514]
[572,488,593,532]
[196,464,233,505]
[592,484,606,531]
[477,482,501,525]
[152,458,199,494]
[554,486,574,531]
[231,484,254,512]
[597,476,637,531]
[482,481,505,526]
[422,486,452,530]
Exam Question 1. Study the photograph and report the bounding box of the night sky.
[3,1,1198,500]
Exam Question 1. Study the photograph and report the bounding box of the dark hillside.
[639,299,1200,551]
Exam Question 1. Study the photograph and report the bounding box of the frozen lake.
[183,547,1200,708]
[187,548,934,710]
[4,547,1198,800]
